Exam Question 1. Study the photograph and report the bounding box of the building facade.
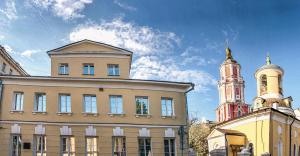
[208,55,300,156]
[0,40,194,156]
[216,47,249,123]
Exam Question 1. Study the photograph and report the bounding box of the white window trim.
[135,96,150,115]
[83,64,94,75]
[11,92,24,112]
[161,97,175,117]
[107,64,120,76]
[109,95,123,114]
[85,136,98,156]
[34,93,47,113]
[59,64,69,75]
[83,95,97,114]
[58,94,71,113]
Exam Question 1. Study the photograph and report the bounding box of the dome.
[255,55,284,76]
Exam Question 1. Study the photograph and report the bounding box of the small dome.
[255,55,284,76]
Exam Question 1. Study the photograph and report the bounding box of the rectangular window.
[11,135,22,156]
[34,135,46,156]
[138,138,151,156]
[34,93,46,112]
[83,95,97,113]
[112,137,126,156]
[13,92,24,111]
[161,97,173,117]
[164,138,175,156]
[107,64,119,76]
[61,136,75,156]
[9,69,13,75]
[2,62,6,72]
[59,94,71,113]
[109,95,123,114]
[235,88,240,100]
[59,64,69,75]
[83,64,94,75]
[136,96,149,115]
[86,137,98,156]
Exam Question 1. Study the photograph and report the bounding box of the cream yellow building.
[0,40,194,156]
[208,51,299,156]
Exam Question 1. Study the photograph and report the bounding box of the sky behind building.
[1,0,300,120]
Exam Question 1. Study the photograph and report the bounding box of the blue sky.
[1,0,300,120]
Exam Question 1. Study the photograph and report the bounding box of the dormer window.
[108,64,119,76]
[83,64,94,75]
[59,64,69,75]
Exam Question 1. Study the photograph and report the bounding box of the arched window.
[260,75,267,94]
[278,75,283,94]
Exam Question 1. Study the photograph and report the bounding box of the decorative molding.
[113,127,124,136]
[34,124,45,135]
[60,126,72,135]
[139,128,150,137]
[278,125,282,135]
[86,126,96,136]
[222,113,270,129]
[11,124,20,134]
[165,128,175,137]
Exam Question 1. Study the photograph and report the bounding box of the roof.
[215,128,245,136]
[255,64,284,75]
[47,39,133,55]
[0,46,29,76]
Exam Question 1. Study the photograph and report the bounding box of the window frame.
[58,63,69,75]
[83,94,97,114]
[164,137,176,156]
[33,134,47,156]
[138,137,152,156]
[112,136,126,156]
[10,134,22,156]
[135,96,149,115]
[34,93,47,112]
[12,92,24,111]
[59,94,71,113]
[161,97,174,117]
[109,95,123,114]
[60,135,75,156]
[83,64,95,75]
[85,136,98,156]
[107,64,120,76]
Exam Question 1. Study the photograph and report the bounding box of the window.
[136,96,149,115]
[112,137,126,156]
[260,75,267,94]
[59,94,71,113]
[2,62,6,72]
[164,138,175,156]
[61,136,75,156]
[59,64,69,75]
[109,95,123,114]
[278,140,283,156]
[235,88,240,100]
[138,138,151,156]
[34,93,46,112]
[83,95,97,113]
[11,135,22,156]
[108,64,119,76]
[161,97,173,117]
[9,69,13,75]
[13,92,24,111]
[34,135,46,156]
[86,137,98,156]
[83,64,94,75]
[279,75,282,94]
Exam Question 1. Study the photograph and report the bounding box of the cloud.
[180,46,217,66]
[69,18,180,55]
[0,0,18,21]
[21,49,41,58]
[131,56,216,92]
[113,0,137,11]
[0,35,4,40]
[3,44,15,54]
[28,0,93,21]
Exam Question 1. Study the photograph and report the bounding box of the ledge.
[135,114,152,118]
[57,112,73,116]
[82,112,99,117]
[10,110,24,114]
[161,115,176,119]
[32,111,47,115]
[107,113,125,117]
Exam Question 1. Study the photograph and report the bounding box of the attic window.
[59,64,69,75]
[83,64,94,75]
[108,64,119,76]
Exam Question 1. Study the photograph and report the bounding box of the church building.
[208,48,300,156]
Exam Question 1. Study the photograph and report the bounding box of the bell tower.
[216,47,250,123]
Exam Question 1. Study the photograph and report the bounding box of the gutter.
[289,117,295,156]
[183,84,194,156]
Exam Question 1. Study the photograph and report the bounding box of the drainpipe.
[225,134,228,156]
[289,117,295,156]
[184,84,194,156]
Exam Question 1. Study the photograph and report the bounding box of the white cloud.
[113,0,137,11]
[3,44,15,54]
[69,18,180,55]
[0,0,18,21]
[180,46,217,66]
[29,0,93,20]
[131,56,216,92]
[21,49,40,58]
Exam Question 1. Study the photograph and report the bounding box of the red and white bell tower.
[216,47,250,123]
